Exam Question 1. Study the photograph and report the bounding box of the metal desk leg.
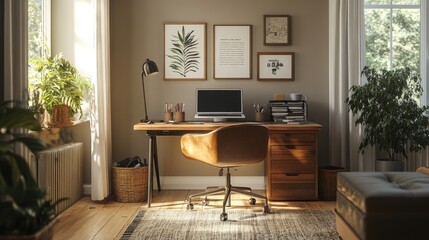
[147,136,154,208]
[153,138,161,191]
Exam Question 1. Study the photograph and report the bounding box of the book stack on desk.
[269,100,307,123]
[270,102,288,122]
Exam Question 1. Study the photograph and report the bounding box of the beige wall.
[111,0,329,176]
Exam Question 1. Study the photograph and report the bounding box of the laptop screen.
[196,89,243,114]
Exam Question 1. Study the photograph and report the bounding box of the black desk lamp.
[141,58,159,123]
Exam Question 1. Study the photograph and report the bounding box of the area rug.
[120,208,339,240]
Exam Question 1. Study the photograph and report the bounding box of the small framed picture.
[164,23,207,80]
[257,52,294,80]
[264,15,290,46]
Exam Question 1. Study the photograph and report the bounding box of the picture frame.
[164,23,207,80]
[257,52,295,80]
[264,15,290,46]
[213,25,252,79]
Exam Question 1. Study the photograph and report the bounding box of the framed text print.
[164,23,207,80]
[213,25,252,79]
[264,15,290,46]
[257,52,294,80]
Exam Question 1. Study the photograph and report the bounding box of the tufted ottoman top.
[337,172,429,215]
[336,172,429,239]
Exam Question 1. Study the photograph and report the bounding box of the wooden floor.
[53,190,336,240]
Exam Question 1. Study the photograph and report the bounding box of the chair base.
[186,169,270,221]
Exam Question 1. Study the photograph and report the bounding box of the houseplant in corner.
[0,101,63,239]
[29,53,91,128]
[347,66,429,171]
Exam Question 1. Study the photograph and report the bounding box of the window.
[28,0,50,112]
[28,0,50,58]
[362,0,427,103]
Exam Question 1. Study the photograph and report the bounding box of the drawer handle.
[286,145,296,149]
[285,173,299,176]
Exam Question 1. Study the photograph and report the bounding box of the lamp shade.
[142,59,159,76]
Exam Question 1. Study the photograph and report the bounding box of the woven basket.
[49,104,73,128]
[318,166,345,201]
[112,166,148,203]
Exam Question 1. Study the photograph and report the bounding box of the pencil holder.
[255,112,265,122]
[174,112,185,122]
[164,112,173,122]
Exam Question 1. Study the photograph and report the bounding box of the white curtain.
[4,0,27,102]
[328,0,375,171]
[3,0,32,162]
[90,0,111,200]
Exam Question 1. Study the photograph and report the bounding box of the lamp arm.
[141,72,149,122]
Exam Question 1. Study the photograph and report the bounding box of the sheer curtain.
[90,0,111,200]
[328,0,375,171]
[3,0,32,161]
[3,0,27,102]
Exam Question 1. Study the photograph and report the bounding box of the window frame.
[361,0,428,105]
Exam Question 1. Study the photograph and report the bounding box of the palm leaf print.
[167,26,200,77]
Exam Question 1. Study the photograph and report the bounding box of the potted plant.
[346,66,429,171]
[0,101,64,239]
[29,53,91,127]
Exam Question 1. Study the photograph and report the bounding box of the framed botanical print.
[264,15,290,46]
[164,23,207,80]
[257,52,294,80]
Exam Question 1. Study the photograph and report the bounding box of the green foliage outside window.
[364,1,421,72]
[28,0,44,59]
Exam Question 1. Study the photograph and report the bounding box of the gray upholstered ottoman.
[335,172,429,240]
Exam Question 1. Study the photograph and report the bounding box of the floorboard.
[53,190,336,240]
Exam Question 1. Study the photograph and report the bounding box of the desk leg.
[147,136,154,208]
[153,138,161,191]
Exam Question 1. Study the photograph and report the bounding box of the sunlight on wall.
[74,0,94,80]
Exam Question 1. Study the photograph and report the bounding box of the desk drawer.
[271,173,314,183]
[271,159,315,173]
[270,133,315,145]
[270,183,316,200]
[270,145,315,160]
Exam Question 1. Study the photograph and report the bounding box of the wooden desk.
[134,122,322,207]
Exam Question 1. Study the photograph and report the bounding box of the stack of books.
[269,100,307,123]
[270,102,288,122]
[283,101,306,123]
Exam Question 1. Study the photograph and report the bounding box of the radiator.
[36,142,84,214]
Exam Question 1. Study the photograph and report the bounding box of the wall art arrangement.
[213,25,252,79]
[257,52,294,80]
[162,15,293,80]
[164,23,207,80]
[264,15,290,46]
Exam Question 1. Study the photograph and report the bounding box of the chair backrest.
[180,124,269,168]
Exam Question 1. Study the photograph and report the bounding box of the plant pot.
[0,217,57,240]
[49,104,73,128]
[375,159,405,172]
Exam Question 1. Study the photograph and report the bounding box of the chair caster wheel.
[220,212,228,221]
[263,205,270,214]
[249,198,256,205]
[187,203,194,210]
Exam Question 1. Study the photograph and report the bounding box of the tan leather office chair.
[180,124,270,221]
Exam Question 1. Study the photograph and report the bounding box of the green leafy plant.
[29,53,91,117]
[167,26,200,77]
[346,66,429,161]
[0,101,64,235]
